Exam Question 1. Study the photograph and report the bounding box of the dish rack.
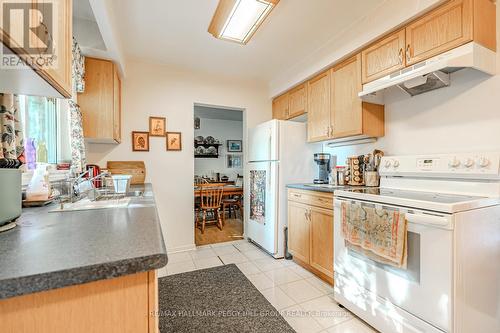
[52,172,132,204]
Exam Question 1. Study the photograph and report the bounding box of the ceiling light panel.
[208,0,279,45]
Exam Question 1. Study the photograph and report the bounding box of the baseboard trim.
[167,244,196,253]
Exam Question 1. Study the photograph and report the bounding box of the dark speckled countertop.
[0,184,167,300]
[287,183,350,193]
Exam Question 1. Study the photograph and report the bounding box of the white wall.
[194,118,243,180]
[86,60,271,253]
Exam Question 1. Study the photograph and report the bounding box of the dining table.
[194,184,243,198]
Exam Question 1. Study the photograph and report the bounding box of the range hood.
[359,42,496,103]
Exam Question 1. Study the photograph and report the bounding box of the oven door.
[333,197,453,332]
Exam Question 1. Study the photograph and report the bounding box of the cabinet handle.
[307,209,312,221]
[398,48,403,64]
[405,44,411,63]
[304,210,309,221]
[293,193,302,198]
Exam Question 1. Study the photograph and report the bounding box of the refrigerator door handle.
[268,128,272,161]
[268,162,272,188]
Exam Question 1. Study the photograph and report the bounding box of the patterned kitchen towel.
[341,202,408,268]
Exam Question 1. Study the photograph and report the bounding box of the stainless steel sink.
[50,197,132,213]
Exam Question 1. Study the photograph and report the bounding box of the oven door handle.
[405,213,451,229]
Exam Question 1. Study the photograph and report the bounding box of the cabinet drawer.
[288,189,333,210]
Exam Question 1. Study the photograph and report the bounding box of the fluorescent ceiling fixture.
[208,0,279,45]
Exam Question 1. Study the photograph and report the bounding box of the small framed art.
[132,131,150,151]
[227,154,242,168]
[166,132,182,151]
[227,140,242,152]
[149,117,166,137]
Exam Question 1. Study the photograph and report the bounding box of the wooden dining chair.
[222,195,243,226]
[196,183,225,234]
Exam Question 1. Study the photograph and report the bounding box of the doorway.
[193,104,244,246]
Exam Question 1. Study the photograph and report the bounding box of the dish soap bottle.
[37,140,48,163]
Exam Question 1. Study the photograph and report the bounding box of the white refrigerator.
[246,120,317,258]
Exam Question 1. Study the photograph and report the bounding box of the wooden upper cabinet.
[406,0,473,65]
[43,0,73,97]
[272,93,289,120]
[331,55,363,138]
[361,29,406,84]
[287,201,310,264]
[78,57,122,143]
[309,206,333,278]
[288,83,307,119]
[0,0,73,98]
[406,0,496,65]
[307,71,331,142]
[331,54,385,139]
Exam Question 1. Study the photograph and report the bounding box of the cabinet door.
[309,206,334,278]
[272,93,289,120]
[44,0,72,97]
[406,0,473,65]
[361,29,406,83]
[288,201,310,264]
[113,66,122,143]
[331,54,363,138]
[307,71,331,142]
[288,83,306,119]
[0,0,72,98]
[80,57,115,141]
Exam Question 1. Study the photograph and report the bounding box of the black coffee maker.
[313,153,331,184]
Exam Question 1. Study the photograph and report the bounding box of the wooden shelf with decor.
[194,143,222,158]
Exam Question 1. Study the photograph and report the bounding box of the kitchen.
[0,0,499,333]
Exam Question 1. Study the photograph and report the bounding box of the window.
[19,96,71,166]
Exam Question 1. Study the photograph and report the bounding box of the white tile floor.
[159,240,378,333]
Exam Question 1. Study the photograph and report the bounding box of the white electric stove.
[333,152,500,333]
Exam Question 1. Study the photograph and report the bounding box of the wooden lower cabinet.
[309,206,334,278]
[288,189,334,284]
[288,201,310,264]
[0,271,159,333]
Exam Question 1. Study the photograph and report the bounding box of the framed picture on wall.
[227,140,242,152]
[227,154,242,168]
[149,117,166,137]
[166,132,182,151]
[132,131,150,151]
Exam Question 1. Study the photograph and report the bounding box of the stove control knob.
[384,160,393,168]
[393,160,400,168]
[463,158,474,168]
[448,157,460,168]
[478,157,490,168]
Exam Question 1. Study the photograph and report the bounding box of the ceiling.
[194,105,243,122]
[110,0,387,83]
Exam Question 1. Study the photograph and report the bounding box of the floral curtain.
[69,38,86,172]
[0,93,24,168]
